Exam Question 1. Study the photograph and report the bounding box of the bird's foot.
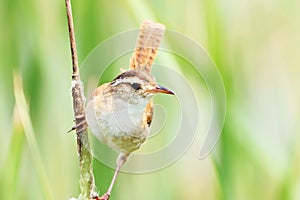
[93,193,110,200]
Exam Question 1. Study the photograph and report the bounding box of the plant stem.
[65,0,96,199]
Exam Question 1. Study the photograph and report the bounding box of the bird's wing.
[144,100,154,127]
[129,20,165,73]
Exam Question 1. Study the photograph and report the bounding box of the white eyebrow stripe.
[111,76,144,87]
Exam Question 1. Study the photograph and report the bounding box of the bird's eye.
[130,83,142,90]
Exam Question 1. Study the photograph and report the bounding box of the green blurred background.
[1,0,300,199]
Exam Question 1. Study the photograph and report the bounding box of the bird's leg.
[99,153,130,200]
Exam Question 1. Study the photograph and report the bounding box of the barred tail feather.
[130,20,165,73]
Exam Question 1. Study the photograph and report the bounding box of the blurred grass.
[13,72,54,200]
[1,0,300,200]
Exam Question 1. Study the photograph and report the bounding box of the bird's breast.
[86,92,150,153]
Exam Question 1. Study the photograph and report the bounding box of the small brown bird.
[86,20,174,199]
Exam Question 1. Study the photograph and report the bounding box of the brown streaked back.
[129,20,165,73]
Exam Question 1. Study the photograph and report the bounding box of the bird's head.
[109,70,174,104]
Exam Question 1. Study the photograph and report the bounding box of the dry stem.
[65,0,96,199]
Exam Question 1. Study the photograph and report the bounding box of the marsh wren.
[86,20,174,199]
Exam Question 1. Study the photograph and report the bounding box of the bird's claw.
[99,193,110,200]
[92,193,110,200]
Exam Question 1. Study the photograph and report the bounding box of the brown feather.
[129,20,165,73]
[144,100,154,127]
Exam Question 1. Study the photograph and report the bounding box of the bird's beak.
[147,85,174,95]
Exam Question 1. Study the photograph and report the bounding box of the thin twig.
[65,0,96,199]
[65,0,79,79]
